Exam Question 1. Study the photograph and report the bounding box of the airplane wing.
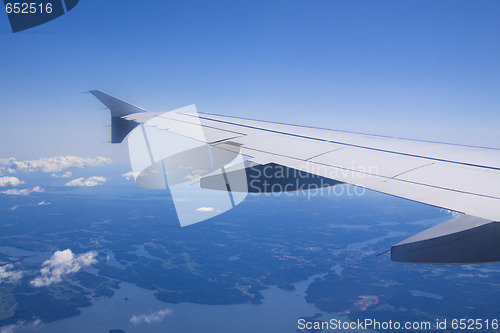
[90,90,500,265]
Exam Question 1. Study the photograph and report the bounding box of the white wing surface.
[91,90,500,264]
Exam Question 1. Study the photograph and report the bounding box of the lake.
[15,273,371,333]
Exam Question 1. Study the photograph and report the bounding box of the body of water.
[14,274,371,333]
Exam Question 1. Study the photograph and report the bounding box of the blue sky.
[1,0,499,164]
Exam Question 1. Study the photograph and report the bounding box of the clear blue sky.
[1,0,499,163]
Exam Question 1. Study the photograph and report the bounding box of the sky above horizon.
[1,0,499,164]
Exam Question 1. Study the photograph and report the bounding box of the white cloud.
[130,308,172,325]
[30,249,97,287]
[184,169,208,180]
[0,156,111,173]
[0,177,24,187]
[0,319,41,333]
[122,171,134,180]
[65,176,107,187]
[2,186,44,196]
[51,171,72,178]
[9,201,50,211]
[440,209,463,218]
[0,264,23,283]
[196,207,214,212]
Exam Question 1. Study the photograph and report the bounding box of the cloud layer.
[0,156,111,173]
[30,249,97,287]
[130,308,172,325]
[65,176,107,187]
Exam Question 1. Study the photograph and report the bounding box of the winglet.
[90,90,149,143]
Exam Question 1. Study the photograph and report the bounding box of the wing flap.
[241,149,500,221]
[232,134,345,161]
[396,162,500,199]
[310,147,435,178]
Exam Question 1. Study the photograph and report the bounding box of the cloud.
[0,177,24,187]
[0,156,111,173]
[65,176,107,187]
[51,171,72,178]
[130,308,172,325]
[196,207,214,212]
[0,319,41,333]
[9,201,50,211]
[122,171,134,180]
[2,186,44,196]
[440,209,462,218]
[30,249,97,287]
[0,264,23,283]
[184,169,208,180]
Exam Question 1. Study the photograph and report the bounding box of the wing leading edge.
[91,90,500,264]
